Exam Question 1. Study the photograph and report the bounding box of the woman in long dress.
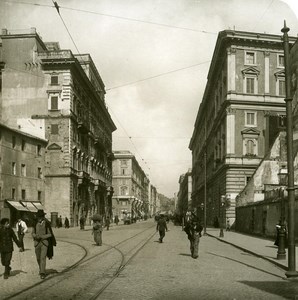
[92,220,103,246]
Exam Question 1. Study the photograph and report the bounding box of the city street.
[2,219,298,300]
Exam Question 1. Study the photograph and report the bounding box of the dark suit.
[156,218,168,243]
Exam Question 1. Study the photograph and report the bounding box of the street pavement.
[1,220,298,299]
[205,228,296,272]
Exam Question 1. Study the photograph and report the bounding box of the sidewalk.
[1,227,86,299]
[206,227,296,271]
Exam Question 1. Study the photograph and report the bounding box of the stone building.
[176,169,192,220]
[112,150,149,221]
[0,28,116,226]
[0,123,47,225]
[189,30,297,227]
[149,183,157,217]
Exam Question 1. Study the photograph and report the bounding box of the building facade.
[0,28,116,226]
[149,183,157,217]
[0,123,47,225]
[189,30,297,227]
[176,169,192,220]
[112,151,149,221]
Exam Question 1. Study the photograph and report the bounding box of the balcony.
[77,117,89,134]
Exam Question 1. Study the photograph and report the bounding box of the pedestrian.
[114,215,119,225]
[79,216,85,230]
[92,219,103,246]
[0,218,21,279]
[57,215,62,228]
[105,216,110,231]
[16,217,28,252]
[32,210,56,279]
[156,214,168,243]
[64,217,70,229]
[226,218,231,231]
[184,215,203,259]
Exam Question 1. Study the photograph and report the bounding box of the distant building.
[112,151,149,221]
[0,123,47,225]
[149,183,157,217]
[0,28,116,226]
[177,169,192,217]
[189,30,297,226]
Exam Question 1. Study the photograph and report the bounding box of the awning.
[32,202,43,210]
[6,201,29,212]
[21,201,38,212]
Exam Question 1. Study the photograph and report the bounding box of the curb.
[206,233,288,271]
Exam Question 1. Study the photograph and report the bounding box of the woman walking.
[92,215,103,246]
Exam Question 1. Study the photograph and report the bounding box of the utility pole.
[282,21,298,278]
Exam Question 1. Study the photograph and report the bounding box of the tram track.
[4,223,156,300]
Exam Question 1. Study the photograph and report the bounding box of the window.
[50,96,58,110]
[37,167,42,179]
[246,140,254,155]
[245,112,257,126]
[11,188,15,199]
[37,144,42,156]
[246,77,255,94]
[21,164,26,176]
[278,79,285,96]
[21,140,26,151]
[12,162,16,175]
[38,191,42,201]
[51,124,59,135]
[278,55,284,67]
[121,168,126,175]
[245,52,256,65]
[51,75,58,85]
[21,189,26,200]
[246,176,251,185]
[243,138,258,156]
[12,136,16,148]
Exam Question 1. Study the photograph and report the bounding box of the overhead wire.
[5,0,218,35]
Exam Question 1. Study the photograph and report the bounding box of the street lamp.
[219,195,225,238]
[277,167,287,260]
[281,21,298,278]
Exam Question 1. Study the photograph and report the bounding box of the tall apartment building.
[149,183,157,217]
[112,151,149,220]
[189,30,297,226]
[0,123,47,225]
[0,28,116,226]
[177,169,192,218]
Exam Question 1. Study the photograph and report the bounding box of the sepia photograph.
[0,0,298,299]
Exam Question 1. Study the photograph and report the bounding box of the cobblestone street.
[2,220,298,300]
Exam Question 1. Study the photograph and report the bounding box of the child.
[0,218,21,279]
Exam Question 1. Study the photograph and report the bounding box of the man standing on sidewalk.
[156,214,168,243]
[16,217,28,252]
[32,210,56,279]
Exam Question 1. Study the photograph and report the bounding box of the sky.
[0,0,298,198]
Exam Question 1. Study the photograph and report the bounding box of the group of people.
[0,210,56,280]
[156,212,203,259]
[56,215,70,229]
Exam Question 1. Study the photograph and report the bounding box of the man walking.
[16,217,28,252]
[32,210,56,279]
[0,218,21,279]
[156,214,168,243]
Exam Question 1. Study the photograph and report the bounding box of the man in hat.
[32,210,56,279]
[156,214,168,243]
[0,218,21,279]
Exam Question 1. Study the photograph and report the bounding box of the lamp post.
[281,22,298,278]
[277,167,287,260]
[219,195,225,238]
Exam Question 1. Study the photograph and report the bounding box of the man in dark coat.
[184,214,203,259]
[0,218,21,279]
[156,214,168,243]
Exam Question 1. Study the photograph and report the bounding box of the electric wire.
[5,0,218,35]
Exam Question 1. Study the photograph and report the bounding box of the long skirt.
[190,233,200,259]
[94,230,102,246]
